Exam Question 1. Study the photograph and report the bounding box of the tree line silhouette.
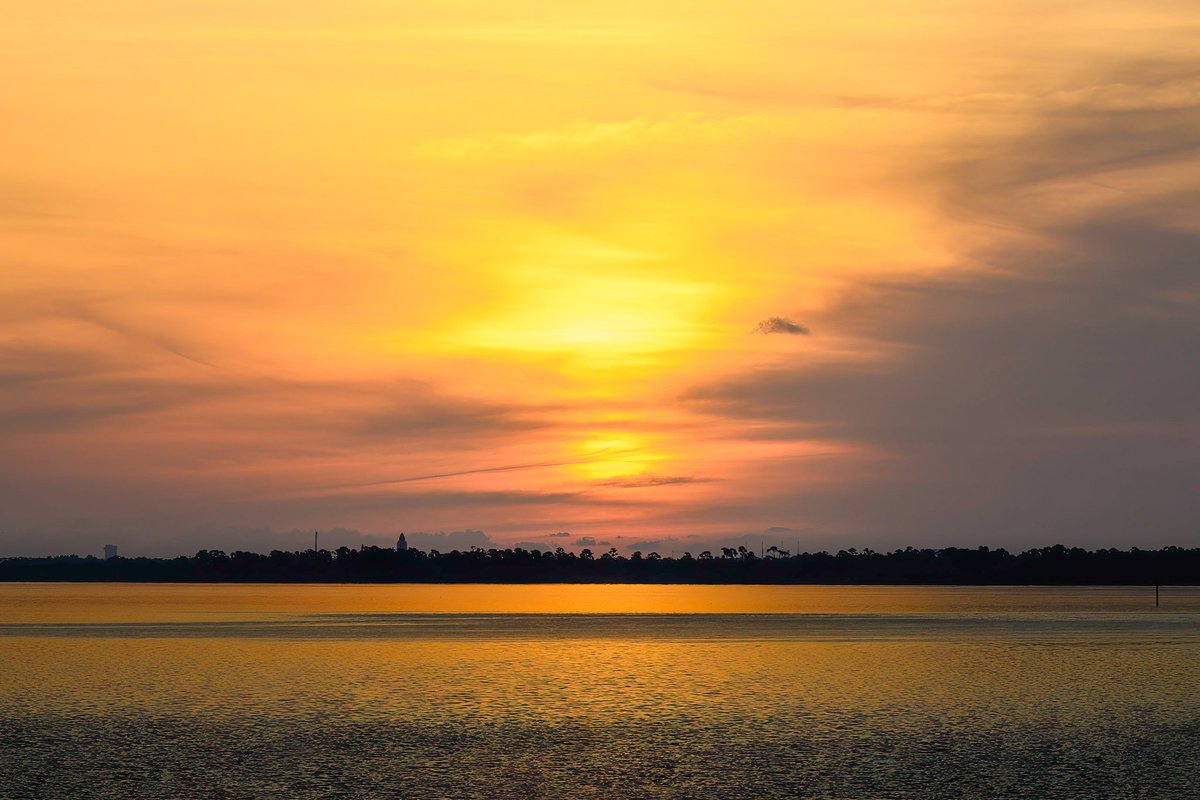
[1,544,1197,584]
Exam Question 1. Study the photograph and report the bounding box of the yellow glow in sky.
[2,0,1197,554]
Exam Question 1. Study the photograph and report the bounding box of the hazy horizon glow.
[2,1,1197,556]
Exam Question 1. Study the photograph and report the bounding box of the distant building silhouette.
[396,533,408,551]
[103,544,118,560]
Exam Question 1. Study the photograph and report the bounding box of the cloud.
[594,474,710,489]
[688,223,1200,548]
[272,489,595,517]
[621,538,680,553]
[4,22,1200,557]
[0,524,393,560]
[351,389,554,443]
[403,530,497,551]
[417,112,780,160]
[0,342,118,389]
[548,531,572,537]
[670,57,1200,550]
[751,317,810,336]
[0,358,239,435]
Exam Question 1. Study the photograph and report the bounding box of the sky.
[1,0,1198,557]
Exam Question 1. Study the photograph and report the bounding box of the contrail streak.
[319,447,642,491]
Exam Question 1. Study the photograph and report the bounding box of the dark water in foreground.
[1,584,1197,799]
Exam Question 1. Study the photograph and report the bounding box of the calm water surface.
[1,584,1197,799]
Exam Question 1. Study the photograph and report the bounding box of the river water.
[1,584,1197,798]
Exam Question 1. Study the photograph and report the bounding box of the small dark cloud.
[751,317,810,335]
[548,531,572,537]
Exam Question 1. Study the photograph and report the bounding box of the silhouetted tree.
[1,543,1196,585]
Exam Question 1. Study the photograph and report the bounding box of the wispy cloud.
[595,475,710,489]
[3,1,1199,556]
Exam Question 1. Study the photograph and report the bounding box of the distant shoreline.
[0,581,1193,587]
[1,544,1196,585]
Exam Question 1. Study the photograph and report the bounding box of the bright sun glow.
[424,228,724,369]
[2,0,1193,550]
[572,434,666,480]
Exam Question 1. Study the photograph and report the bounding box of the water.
[1,584,1197,799]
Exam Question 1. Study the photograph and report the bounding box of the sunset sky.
[2,1,1197,556]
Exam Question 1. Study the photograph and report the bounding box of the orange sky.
[2,1,1198,555]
